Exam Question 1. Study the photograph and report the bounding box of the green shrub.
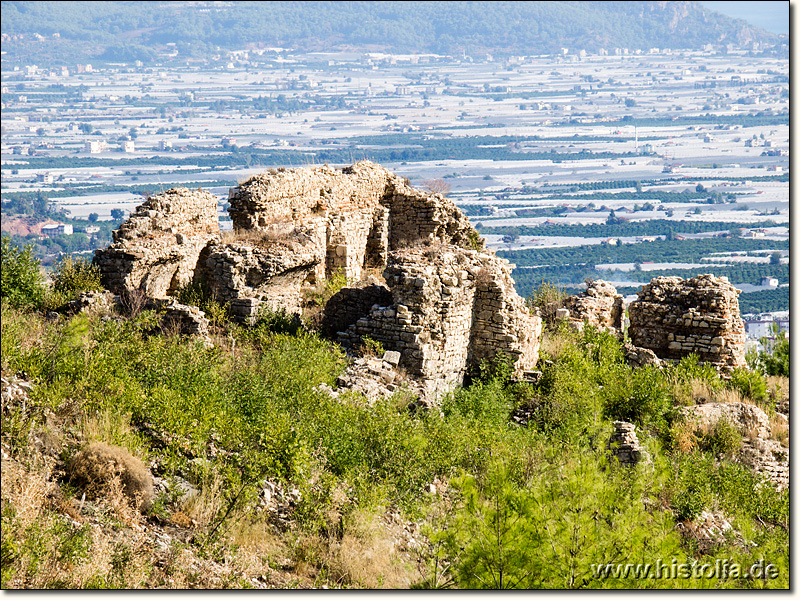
[672,454,714,521]
[760,336,789,377]
[727,367,768,406]
[703,418,742,456]
[1,236,45,310]
[51,255,103,298]
[255,303,304,335]
[669,354,722,390]
[602,365,671,431]
[175,278,229,326]
[526,280,567,325]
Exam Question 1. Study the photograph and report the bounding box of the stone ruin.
[94,188,219,298]
[92,165,754,401]
[329,245,542,399]
[607,421,649,466]
[94,161,541,400]
[679,402,788,490]
[557,279,623,333]
[627,274,747,370]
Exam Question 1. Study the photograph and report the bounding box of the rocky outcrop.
[330,244,541,400]
[622,342,665,369]
[680,402,788,490]
[627,275,746,370]
[561,280,623,333]
[94,188,219,298]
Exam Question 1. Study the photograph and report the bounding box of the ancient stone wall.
[94,188,219,297]
[320,277,393,338]
[203,225,324,319]
[680,402,788,490]
[561,279,623,333]
[627,275,746,369]
[332,245,541,399]
[227,161,477,284]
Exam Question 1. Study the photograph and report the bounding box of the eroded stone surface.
[680,401,788,490]
[562,279,623,333]
[628,274,746,370]
[228,161,476,283]
[332,244,542,400]
[94,188,219,298]
[204,225,324,319]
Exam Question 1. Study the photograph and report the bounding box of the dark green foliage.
[51,255,104,298]
[1,235,45,310]
[702,418,742,457]
[672,454,714,521]
[760,336,789,377]
[2,1,777,63]
[254,303,305,336]
[602,365,672,432]
[727,368,768,407]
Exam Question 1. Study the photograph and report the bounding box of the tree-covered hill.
[0,1,781,65]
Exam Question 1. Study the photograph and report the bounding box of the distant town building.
[85,140,107,154]
[41,223,73,237]
[122,140,135,153]
[761,277,779,288]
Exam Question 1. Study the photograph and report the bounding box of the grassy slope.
[0,300,789,589]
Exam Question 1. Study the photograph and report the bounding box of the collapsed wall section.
[93,188,219,298]
[204,225,324,320]
[627,274,746,370]
[333,245,541,399]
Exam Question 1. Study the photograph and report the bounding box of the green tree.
[1,235,45,309]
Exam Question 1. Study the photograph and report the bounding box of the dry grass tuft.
[182,473,224,529]
[672,377,721,406]
[69,442,153,513]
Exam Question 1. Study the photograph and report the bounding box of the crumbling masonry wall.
[203,225,324,317]
[94,188,219,298]
[227,161,476,285]
[627,274,747,370]
[561,279,623,333]
[333,245,542,399]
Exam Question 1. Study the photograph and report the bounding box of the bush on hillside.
[51,255,104,298]
[1,235,45,310]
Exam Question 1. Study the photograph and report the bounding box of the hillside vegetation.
[1,1,780,65]
[0,237,789,589]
